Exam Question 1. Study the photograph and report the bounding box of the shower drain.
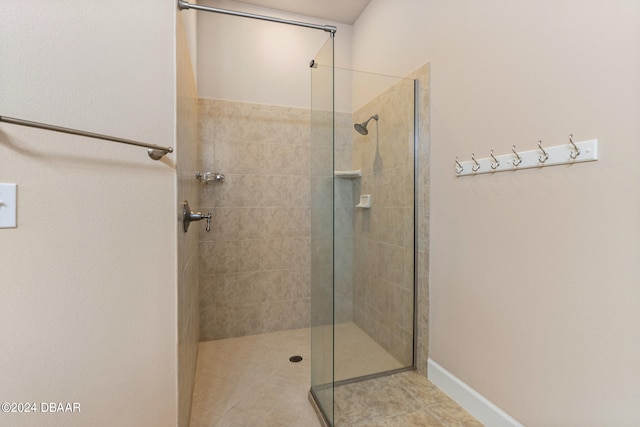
[289,355,303,363]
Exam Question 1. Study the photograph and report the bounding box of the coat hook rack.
[455,135,598,177]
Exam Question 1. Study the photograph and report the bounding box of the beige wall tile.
[350,74,422,369]
[236,141,262,174]
[236,207,263,240]
[235,174,262,207]
[199,97,315,340]
[261,175,287,207]
[282,269,307,299]
[237,240,261,272]
[282,176,310,207]
[372,277,390,317]
[389,284,405,327]
[208,207,239,242]
[199,274,236,310]
[200,241,238,275]
[389,208,405,247]
[261,144,285,173]
[404,208,414,250]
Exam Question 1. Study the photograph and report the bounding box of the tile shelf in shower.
[334,170,361,179]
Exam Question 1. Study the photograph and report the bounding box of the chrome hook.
[568,134,580,159]
[455,157,464,174]
[511,145,523,166]
[490,150,500,170]
[471,153,480,172]
[537,140,549,163]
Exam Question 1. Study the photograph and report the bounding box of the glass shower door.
[310,39,418,426]
[310,36,334,425]
[333,69,416,385]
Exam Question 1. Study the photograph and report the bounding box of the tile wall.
[351,77,417,366]
[310,107,355,329]
[195,64,430,375]
[411,64,430,375]
[198,99,313,340]
[330,113,356,324]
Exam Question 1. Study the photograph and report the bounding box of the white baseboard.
[427,358,525,427]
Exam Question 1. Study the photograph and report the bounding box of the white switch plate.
[0,183,17,228]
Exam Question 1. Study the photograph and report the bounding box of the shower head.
[354,114,379,135]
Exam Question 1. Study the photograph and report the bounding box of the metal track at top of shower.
[177,1,337,35]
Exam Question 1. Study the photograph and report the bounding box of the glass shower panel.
[311,55,417,426]
[310,37,335,425]
[334,68,416,384]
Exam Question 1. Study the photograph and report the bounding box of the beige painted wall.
[352,1,640,426]
[181,3,199,85]
[196,0,353,108]
[0,1,179,426]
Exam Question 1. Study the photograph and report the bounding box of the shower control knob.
[182,201,212,233]
[189,212,212,232]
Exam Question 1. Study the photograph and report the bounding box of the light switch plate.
[0,183,17,228]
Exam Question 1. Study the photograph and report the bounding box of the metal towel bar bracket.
[0,115,173,161]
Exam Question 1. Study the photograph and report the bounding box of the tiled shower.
[350,76,417,367]
[192,60,431,426]
[195,64,429,359]
[197,100,313,340]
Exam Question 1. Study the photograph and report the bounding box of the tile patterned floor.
[189,327,482,427]
[335,372,483,426]
[189,328,317,427]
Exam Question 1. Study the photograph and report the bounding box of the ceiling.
[235,0,372,24]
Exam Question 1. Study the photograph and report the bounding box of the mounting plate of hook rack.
[456,139,598,177]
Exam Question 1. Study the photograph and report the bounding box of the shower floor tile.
[311,322,405,384]
[334,322,404,381]
[189,328,317,427]
[189,326,482,427]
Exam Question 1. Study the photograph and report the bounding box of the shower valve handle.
[182,201,212,233]
[189,211,212,232]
